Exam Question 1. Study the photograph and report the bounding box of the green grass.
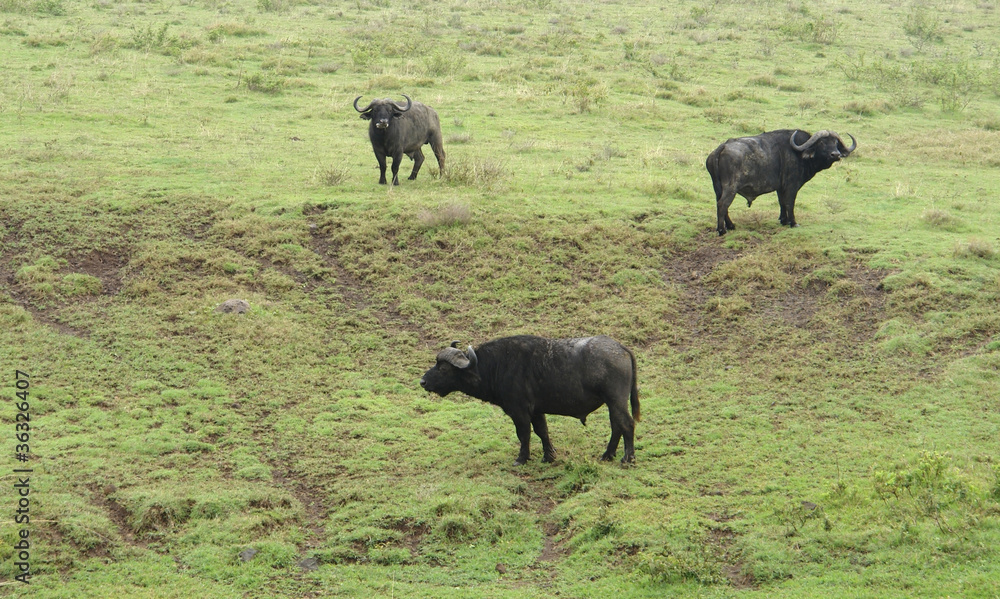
[2,0,1000,596]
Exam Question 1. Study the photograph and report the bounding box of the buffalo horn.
[789,130,830,152]
[833,132,857,154]
[437,346,470,369]
[466,345,478,368]
[353,96,373,113]
[392,94,413,113]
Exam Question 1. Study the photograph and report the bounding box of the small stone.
[298,557,319,571]
[238,548,258,562]
[216,299,251,314]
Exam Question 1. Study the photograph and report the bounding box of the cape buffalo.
[353,94,445,185]
[706,129,856,236]
[420,335,641,465]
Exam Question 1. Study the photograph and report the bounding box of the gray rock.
[216,299,251,314]
[298,557,319,571]
[238,548,258,562]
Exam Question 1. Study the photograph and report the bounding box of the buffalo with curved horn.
[706,129,856,235]
[421,336,641,466]
[353,94,445,185]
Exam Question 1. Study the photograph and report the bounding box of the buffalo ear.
[359,113,372,120]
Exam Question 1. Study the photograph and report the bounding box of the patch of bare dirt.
[68,250,127,295]
[707,527,758,590]
[269,459,329,553]
[0,240,128,338]
[514,474,569,566]
[386,519,431,557]
[308,232,430,343]
[662,231,889,348]
[88,483,149,551]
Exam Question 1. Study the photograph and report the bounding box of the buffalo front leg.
[531,413,557,463]
[778,188,800,227]
[374,150,389,185]
[510,414,532,466]
[390,152,403,185]
[408,148,425,180]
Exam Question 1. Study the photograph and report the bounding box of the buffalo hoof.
[600,453,616,462]
[514,457,528,466]
[717,229,726,237]
[621,454,635,466]
[542,453,556,463]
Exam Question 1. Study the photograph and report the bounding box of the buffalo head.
[354,95,412,130]
[790,130,857,165]
[420,341,479,397]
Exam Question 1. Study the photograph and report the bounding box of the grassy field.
[2,0,1000,596]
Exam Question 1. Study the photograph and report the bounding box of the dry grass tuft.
[417,203,472,229]
[954,238,996,259]
[442,157,510,190]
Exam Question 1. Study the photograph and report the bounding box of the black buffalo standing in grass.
[706,129,856,236]
[353,94,445,185]
[420,336,640,465]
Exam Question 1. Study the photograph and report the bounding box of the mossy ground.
[2,0,1000,596]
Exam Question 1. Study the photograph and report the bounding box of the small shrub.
[244,72,285,94]
[423,51,466,77]
[257,0,287,12]
[33,0,65,15]
[313,165,347,187]
[565,77,609,113]
[904,3,943,46]
[128,23,170,52]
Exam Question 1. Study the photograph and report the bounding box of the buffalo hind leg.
[716,189,737,236]
[430,131,445,176]
[602,403,636,464]
[408,148,425,180]
[531,413,556,463]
